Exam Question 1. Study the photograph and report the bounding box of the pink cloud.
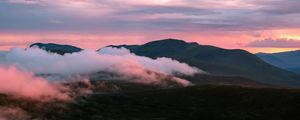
[247,38,300,48]
[0,33,146,50]
[0,66,70,101]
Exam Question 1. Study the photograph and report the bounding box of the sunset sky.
[0,0,300,53]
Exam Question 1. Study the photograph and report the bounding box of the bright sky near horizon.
[0,0,300,53]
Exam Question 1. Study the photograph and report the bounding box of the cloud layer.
[1,0,300,52]
[2,47,200,76]
[1,0,299,32]
[0,47,202,95]
[0,66,69,100]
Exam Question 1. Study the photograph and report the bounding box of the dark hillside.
[2,85,300,120]
[111,39,300,88]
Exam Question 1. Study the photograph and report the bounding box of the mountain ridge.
[28,39,300,88]
[30,43,83,55]
[256,49,300,74]
[110,38,300,88]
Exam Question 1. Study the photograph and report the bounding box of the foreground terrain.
[1,85,300,120]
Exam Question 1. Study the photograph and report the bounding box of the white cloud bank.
[0,66,69,100]
[2,47,201,76]
[0,47,203,99]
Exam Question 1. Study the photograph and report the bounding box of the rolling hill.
[256,50,300,74]
[30,43,82,55]
[29,39,300,88]
[28,42,270,88]
[109,39,300,88]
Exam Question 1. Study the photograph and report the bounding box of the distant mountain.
[0,51,7,58]
[256,50,300,74]
[28,40,300,88]
[109,38,300,88]
[27,42,268,88]
[30,43,83,55]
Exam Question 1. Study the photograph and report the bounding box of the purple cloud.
[247,38,300,48]
[1,0,300,33]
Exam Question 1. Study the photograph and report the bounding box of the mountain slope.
[30,43,83,55]
[110,39,300,88]
[256,50,300,73]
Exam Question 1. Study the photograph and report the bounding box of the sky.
[0,0,300,53]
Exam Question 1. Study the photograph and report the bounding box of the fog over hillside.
[0,46,203,102]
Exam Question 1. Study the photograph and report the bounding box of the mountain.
[88,71,270,88]
[30,43,83,55]
[28,40,300,88]
[256,50,300,73]
[109,38,300,88]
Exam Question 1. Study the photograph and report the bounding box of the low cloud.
[0,46,203,100]
[0,66,69,101]
[2,47,201,75]
[247,38,300,48]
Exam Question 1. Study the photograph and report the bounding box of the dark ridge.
[108,38,300,88]
[30,43,83,55]
[142,38,200,51]
[144,38,188,46]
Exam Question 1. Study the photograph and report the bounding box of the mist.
[2,47,201,75]
[1,47,202,83]
[0,46,203,99]
[0,66,69,100]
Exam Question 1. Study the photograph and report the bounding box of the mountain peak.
[30,42,82,55]
[142,38,200,49]
[157,38,186,42]
[145,38,186,45]
[107,39,300,88]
